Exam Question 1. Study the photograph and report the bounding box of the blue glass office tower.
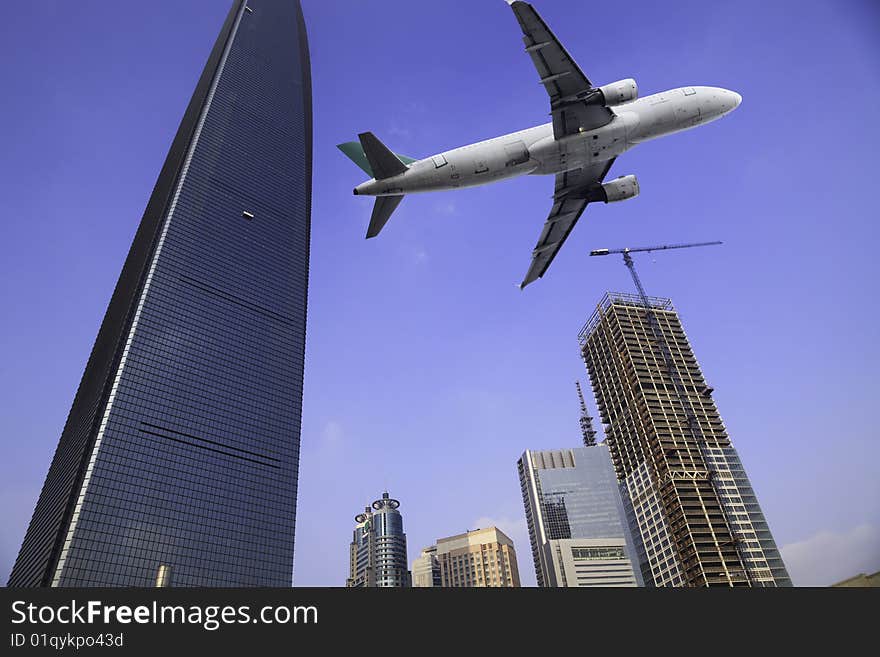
[518,446,643,587]
[8,0,311,587]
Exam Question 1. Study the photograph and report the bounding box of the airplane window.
[684,88,696,96]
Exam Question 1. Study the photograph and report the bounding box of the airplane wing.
[508,1,613,139]
[520,159,616,288]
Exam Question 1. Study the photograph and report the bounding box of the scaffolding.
[580,241,754,586]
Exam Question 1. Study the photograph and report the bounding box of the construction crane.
[590,241,722,303]
[575,381,597,447]
[588,243,721,406]
[590,240,754,585]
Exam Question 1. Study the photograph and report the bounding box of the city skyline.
[2,0,879,587]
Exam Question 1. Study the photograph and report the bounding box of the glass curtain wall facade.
[518,446,642,587]
[8,0,311,587]
[347,493,410,588]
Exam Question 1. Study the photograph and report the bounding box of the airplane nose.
[732,91,742,108]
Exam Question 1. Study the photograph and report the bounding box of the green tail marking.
[337,141,416,178]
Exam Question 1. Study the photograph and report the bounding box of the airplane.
[338,0,742,288]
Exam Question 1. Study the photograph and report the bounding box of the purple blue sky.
[2,0,878,587]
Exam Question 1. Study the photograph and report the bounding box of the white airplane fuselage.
[354,86,741,197]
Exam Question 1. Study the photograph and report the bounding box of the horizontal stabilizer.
[358,132,409,180]
[367,195,405,239]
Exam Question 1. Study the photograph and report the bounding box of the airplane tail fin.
[336,134,416,179]
[337,141,375,177]
[337,132,414,238]
[367,194,405,239]
[358,132,407,180]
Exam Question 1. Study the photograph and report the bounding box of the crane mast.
[575,381,597,447]
[590,240,754,585]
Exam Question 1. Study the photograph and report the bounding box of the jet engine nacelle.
[595,78,638,106]
[587,175,640,203]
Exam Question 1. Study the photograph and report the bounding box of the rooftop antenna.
[575,381,597,447]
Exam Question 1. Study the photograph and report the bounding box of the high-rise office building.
[347,493,410,588]
[411,545,442,588]
[435,527,520,588]
[519,446,643,587]
[579,293,791,587]
[8,0,311,587]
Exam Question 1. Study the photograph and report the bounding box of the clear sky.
[1,0,878,587]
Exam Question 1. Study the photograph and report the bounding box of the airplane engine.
[586,175,640,203]
[594,79,638,106]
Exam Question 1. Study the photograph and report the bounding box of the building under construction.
[579,292,791,587]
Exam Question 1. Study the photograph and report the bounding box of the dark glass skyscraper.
[8,0,311,587]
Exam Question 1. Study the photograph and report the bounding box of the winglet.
[519,251,548,288]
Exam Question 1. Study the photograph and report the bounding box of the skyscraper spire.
[575,381,597,447]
